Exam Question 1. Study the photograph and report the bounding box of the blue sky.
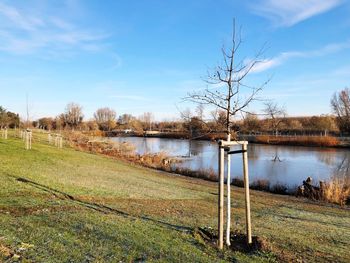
[0,0,350,121]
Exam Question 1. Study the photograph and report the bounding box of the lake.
[110,136,350,190]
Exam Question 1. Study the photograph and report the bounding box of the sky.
[0,0,350,121]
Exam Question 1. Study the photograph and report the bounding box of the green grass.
[0,132,350,262]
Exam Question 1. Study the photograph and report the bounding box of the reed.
[255,135,339,147]
[322,178,350,206]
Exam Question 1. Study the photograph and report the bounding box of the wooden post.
[218,142,225,250]
[25,131,29,150]
[48,134,52,144]
[25,130,32,150]
[242,143,252,244]
[59,136,63,148]
[4,128,7,139]
[29,131,32,149]
[226,134,231,246]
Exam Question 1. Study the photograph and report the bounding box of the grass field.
[0,134,350,262]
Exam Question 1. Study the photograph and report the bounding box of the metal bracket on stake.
[227,150,247,155]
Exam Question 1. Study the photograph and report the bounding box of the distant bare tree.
[94,107,117,131]
[331,88,350,133]
[63,103,83,129]
[195,104,205,122]
[242,113,260,134]
[141,112,154,131]
[185,21,269,137]
[118,114,134,125]
[263,101,286,135]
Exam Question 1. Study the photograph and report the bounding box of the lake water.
[110,136,350,189]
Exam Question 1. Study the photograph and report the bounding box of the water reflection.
[111,137,350,189]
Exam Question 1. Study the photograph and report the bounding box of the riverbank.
[75,132,350,205]
[1,134,350,262]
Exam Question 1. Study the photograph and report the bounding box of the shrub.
[250,180,270,192]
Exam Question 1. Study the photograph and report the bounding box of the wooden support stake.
[242,143,252,244]
[226,134,231,246]
[25,131,29,150]
[4,128,7,139]
[218,144,225,250]
[29,131,32,149]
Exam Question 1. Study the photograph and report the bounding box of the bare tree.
[185,22,269,137]
[63,103,84,129]
[141,112,154,131]
[195,104,205,122]
[94,107,117,131]
[118,114,134,125]
[242,112,260,134]
[263,101,286,135]
[185,21,269,247]
[331,88,350,134]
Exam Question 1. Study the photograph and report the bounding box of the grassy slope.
[0,136,349,262]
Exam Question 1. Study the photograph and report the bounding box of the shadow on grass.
[5,173,193,234]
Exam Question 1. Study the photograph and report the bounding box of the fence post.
[218,141,225,250]
[242,143,252,244]
[4,128,7,139]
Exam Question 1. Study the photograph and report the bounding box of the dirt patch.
[196,227,270,253]
[195,227,296,262]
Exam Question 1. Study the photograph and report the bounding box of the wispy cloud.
[250,0,344,27]
[251,40,350,73]
[0,2,109,56]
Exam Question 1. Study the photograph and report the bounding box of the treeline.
[25,103,341,138]
[3,87,350,138]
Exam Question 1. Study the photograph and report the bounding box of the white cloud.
[250,0,344,27]
[251,40,350,73]
[0,2,109,55]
